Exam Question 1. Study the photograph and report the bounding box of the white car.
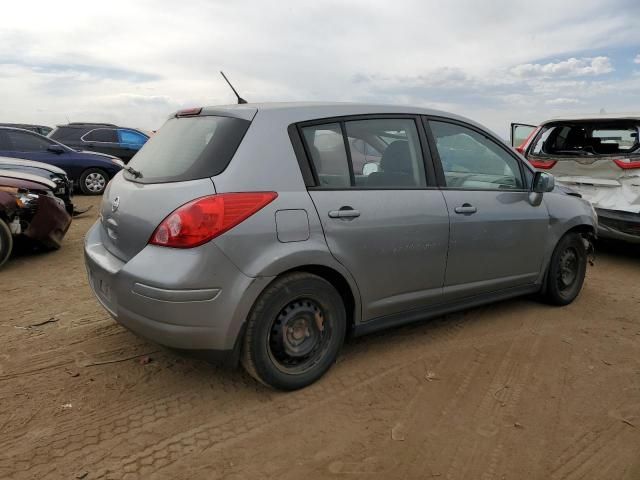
[512,114,640,243]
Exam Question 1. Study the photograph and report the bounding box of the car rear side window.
[118,129,147,146]
[83,128,118,143]
[301,118,427,189]
[301,123,351,187]
[125,115,251,184]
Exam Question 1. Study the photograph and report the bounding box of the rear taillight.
[613,158,640,169]
[150,192,277,248]
[529,159,557,169]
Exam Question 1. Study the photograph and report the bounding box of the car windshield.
[531,121,640,156]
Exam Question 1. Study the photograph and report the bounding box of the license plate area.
[88,267,117,315]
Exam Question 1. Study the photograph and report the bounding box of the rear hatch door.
[98,109,255,262]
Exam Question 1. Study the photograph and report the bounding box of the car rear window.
[531,122,639,156]
[125,115,251,184]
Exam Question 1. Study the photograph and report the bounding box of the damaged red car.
[0,170,72,268]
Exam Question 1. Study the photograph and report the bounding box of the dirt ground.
[1,195,639,480]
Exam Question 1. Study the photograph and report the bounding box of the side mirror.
[532,171,555,193]
[362,162,380,176]
[47,144,65,154]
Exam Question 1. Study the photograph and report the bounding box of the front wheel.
[241,272,346,390]
[79,168,108,195]
[542,232,587,305]
[0,218,14,269]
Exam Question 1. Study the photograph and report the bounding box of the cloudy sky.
[2,0,640,137]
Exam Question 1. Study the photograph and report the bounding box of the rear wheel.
[0,218,13,268]
[542,232,587,305]
[79,168,108,195]
[241,272,346,390]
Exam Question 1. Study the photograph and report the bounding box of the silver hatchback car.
[85,103,597,390]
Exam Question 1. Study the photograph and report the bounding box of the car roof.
[194,102,503,141]
[53,123,147,133]
[0,122,50,129]
[541,112,640,124]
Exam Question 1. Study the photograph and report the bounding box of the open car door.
[510,122,537,149]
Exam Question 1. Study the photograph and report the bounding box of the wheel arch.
[277,264,360,335]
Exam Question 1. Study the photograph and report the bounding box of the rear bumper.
[596,208,640,243]
[84,221,274,355]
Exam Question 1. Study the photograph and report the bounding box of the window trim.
[81,128,118,144]
[290,114,438,191]
[422,115,532,192]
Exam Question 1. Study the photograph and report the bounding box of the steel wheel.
[556,247,578,293]
[542,232,588,306]
[267,298,331,374]
[241,272,346,390]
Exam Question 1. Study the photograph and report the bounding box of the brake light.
[150,192,277,248]
[613,158,640,169]
[528,159,557,169]
[176,107,202,117]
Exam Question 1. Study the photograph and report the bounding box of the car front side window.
[83,128,118,143]
[430,121,524,190]
[5,130,52,152]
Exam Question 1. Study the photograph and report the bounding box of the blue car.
[0,127,123,194]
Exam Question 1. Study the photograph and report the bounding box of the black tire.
[79,168,109,195]
[0,218,13,269]
[241,272,346,390]
[542,232,587,306]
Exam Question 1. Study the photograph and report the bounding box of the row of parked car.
[0,122,150,268]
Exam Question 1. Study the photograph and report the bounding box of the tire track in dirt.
[2,313,469,479]
[411,315,544,479]
[550,422,630,480]
[92,314,479,479]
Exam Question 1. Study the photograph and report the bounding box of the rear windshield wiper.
[123,165,143,178]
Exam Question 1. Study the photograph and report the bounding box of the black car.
[0,127,123,195]
[49,122,149,163]
[0,123,52,136]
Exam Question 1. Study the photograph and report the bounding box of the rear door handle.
[328,207,361,219]
[454,203,477,215]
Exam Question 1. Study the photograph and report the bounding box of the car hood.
[0,170,56,190]
[0,156,67,176]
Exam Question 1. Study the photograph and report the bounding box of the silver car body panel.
[84,103,597,356]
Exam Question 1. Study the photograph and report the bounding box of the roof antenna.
[220,71,247,104]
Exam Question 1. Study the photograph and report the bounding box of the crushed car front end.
[0,173,72,267]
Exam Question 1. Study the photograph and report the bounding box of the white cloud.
[510,57,613,78]
[634,54,640,64]
[546,97,581,105]
[0,0,639,135]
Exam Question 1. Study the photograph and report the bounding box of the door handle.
[328,207,361,219]
[454,203,477,215]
